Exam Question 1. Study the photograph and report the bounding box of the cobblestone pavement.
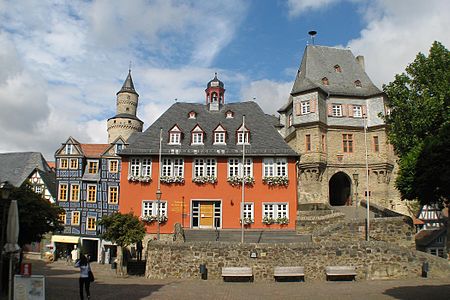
[22,259,450,300]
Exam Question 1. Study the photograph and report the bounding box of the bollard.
[199,264,207,280]
[421,261,429,278]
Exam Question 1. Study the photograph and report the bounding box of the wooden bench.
[274,266,305,281]
[325,266,357,281]
[222,267,253,282]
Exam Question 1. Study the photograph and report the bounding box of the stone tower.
[107,70,144,143]
[278,45,408,215]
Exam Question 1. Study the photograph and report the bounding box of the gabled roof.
[290,45,382,98]
[79,144,110,158]
[415,228,446,247]
[36,168,57,198]
[0,152,51,187]
[120,101,297,157]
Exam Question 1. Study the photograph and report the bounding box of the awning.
[51,235,80,244]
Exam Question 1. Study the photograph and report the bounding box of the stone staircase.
[331,205,375,220]
[184,229,312,243]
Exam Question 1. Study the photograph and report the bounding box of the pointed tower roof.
[207,72,224,89]
[117,70,139,96]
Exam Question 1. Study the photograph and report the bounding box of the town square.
[0,0,449,299]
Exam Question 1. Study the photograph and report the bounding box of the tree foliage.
[98,212,145,248]
[8,183,64,247]
[383,41,450,205]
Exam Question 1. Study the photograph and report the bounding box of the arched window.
[334,65,342,73]
[322,77,329,85]
[212,92,218,102]
[354,80,362,88]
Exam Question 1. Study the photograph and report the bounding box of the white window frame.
[288,114,293,127]
[332,104,343,117]
[142,200,167,218]
[141,158,152,177]
[242,202,254,220]
[162,157,184,177]
[59,158,68,169]
[262,203,289,219]
[192,132,204,145]
[353,105,362,118]
[214,132,226,145]
[228,158,253,177]
[69,158,78,170]
[65,144,73,155]
[115,143,123,154]
[263,158,287,177]
[301,101,310,114]
[169,132,181,145]
[237,132,249,145]
[130,158,141,177]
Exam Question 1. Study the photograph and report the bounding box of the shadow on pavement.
[383,284,450,300]
[46,277,165,300]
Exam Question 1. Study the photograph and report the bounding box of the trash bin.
[421,261,429,278]
[199,264,207,280]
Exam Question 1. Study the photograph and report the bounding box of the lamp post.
[363,113,370,241]
[0,181,13,295]
[156,128,163,241]
[241,115,246,244]
[353,173,359,220]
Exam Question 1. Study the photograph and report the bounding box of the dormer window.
[226,110,234,118]
[169,125,182,145]
[115,143,123,154]
[322,77,329,85]
[334,65,342,73]
[213,124,227,145]
[191,125,204,145]
[65,144,73,155]
[354,80,362,88]
[188,111,196,119]
[237,124,250,145]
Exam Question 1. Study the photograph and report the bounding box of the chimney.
[356,55,365,71]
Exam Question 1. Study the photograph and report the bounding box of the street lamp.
[363,113,370,241]
[0,181,13,295]
[352,173,359,220]
[156,189,162,241]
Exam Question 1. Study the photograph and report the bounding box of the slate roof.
[121,101,297,157]
[117,70,138,96]
[0,152,52,187]
[290,45,382,98]
[37,168,57,199]
[107,113,143,123]
[415,228,446,247]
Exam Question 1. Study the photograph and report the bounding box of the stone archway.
[329,172,351,206]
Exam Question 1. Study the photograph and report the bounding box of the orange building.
[119,75,298,233]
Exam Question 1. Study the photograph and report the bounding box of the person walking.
[136,240,143,261]
[74,254,91,300]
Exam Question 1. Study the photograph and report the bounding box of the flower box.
[227,175,255,187]
[262,216,276,225]
[141,215,168,224]
[262,176,289,186]
[128,175,152,183]
[160,176,184,184]
[276,217,289,225]
[192,176,217,184]
[240,217,254,225]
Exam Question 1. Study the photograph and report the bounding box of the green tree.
[98,212,145,275]
[8,183,64,247]
[383,41,450,206]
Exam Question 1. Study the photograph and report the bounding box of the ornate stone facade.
[278,45,408,215]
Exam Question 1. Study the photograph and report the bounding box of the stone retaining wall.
[145,240,450,281]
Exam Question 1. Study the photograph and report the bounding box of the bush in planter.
[262,216,276,225]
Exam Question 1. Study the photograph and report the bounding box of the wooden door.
[199,202,214,228]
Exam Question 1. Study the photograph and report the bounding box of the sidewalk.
[22,259,450,300]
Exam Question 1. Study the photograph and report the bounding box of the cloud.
[346,0,450,86]
[287,0,344,17]
[240,80,292,115]
[0,0,248,160]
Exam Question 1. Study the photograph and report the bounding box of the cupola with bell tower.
[205,73,225,111]
[107,70,144,143]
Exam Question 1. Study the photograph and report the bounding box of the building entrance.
[192,200,221,229]
[329,172,351,206]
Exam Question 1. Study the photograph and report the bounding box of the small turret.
[205,73,225,111]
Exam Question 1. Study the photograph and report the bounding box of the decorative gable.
[188,111,197,119]
[56,136,82,156]
[213,124,227,145]
[236,124,250,145]
[169,125,183,145]
[225,110,234,118]
[191,124,205,145]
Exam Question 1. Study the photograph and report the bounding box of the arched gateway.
[329,172,351,206]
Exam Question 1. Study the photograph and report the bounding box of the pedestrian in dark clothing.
[136,240,143,261]
[75,254,91,300]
